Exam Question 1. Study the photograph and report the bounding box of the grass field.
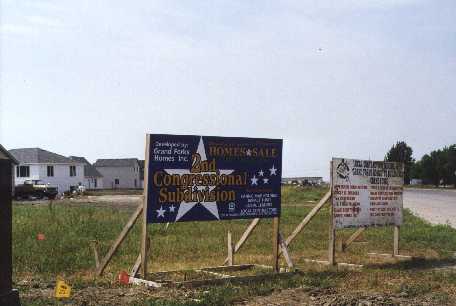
[12,186,456,305]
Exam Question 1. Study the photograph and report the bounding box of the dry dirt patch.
[238,287,449,306]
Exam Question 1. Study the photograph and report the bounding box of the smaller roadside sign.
[331,158,404,229]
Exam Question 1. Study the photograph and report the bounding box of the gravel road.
[404,188,456,227]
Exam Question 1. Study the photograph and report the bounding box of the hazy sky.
[1,0,455,179]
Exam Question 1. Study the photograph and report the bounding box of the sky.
[1,0,455,179]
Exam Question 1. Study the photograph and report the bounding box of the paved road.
[404,188,456,227]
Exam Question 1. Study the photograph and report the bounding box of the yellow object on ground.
[55,280,72,298]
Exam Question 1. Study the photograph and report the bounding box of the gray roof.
[69,156,103,178]
[9,148,76,164]
[94,158,139,167]
[0,144,19,164]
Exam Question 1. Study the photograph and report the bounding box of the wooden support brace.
[130,237,150,278]
[341,227,366,252]
[302,258,363,271]
[285,190,331,246]
[227,231,233,266]
[96,204,143,276]
[91,241,100,269]
[279,233,293,268]
[223,218,260,265]
[277,191,331,259]
[130,253,142,278]
[367,253,412,260]
[197,270,234,279]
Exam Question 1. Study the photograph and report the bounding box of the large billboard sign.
[331,158,404,229]
[146,134,282,223]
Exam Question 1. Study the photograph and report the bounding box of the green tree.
[421,154,438,186]
[410,160,423,181]
[385,141,414,184]
[413,144,456,188]
[421,149,449,187]
[442,145,456,187]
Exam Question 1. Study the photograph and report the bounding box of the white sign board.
[331,158,404,229]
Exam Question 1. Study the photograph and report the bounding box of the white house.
[9,148,85,193]
[69,156,104,189]
[94,158,141,189]
[138,160,145,188]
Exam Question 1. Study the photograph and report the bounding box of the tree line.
[385,141,456,187]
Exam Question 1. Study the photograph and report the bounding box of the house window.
[94,178,97,188]
[17,166,30,177]
[115,179,120,185]
[47,165,54,177]
[134,179,137,187]
[70,166,76,177]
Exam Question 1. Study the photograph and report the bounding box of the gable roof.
[9,148,76,164]
[69,156,103,178]
[0,144,19,164]
[94,158,139,167]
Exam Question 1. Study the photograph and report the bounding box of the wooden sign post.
[0,145,21,306]
[328,161,336,265]
[394,226,400,256]
[272,217,280,272]
[140,135,151,278]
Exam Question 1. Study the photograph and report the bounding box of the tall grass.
[12,187,456,280]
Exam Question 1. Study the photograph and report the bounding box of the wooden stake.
[141,134,151,279]
[272,217,280,272]
[394,225,400,256]
[223,218,260,265]
[131,238,150,277]
[96,204,143,276]
[227,231,233,266]
[131,253,142,278]
[279,233,293,269]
